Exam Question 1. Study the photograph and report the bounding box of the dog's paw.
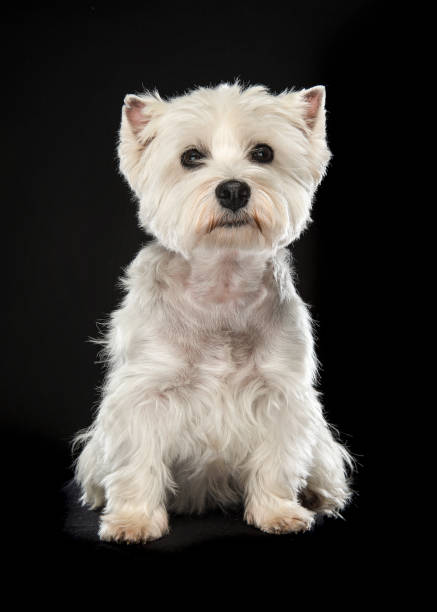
[300,486,351,516]
[99,506,169,544]
[245,501,315,534]
[81,483,105,510]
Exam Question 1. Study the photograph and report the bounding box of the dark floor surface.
[6,432,378,592]
[63,479,331,554]
[61,478,368,566]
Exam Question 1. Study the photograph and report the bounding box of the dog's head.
[118,81,331,257]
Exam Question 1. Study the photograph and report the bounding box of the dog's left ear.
[279,85,327,138]
[301,86,326,131]
[279,85,331,186]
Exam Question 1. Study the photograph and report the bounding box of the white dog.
[73,81,354,543]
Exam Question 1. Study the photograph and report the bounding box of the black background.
[3,0,400,587]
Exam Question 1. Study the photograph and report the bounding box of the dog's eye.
[250,144,274,164]
[181,148,206,168]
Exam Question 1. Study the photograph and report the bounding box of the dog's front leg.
[241,391,317,534]
[94,384,176,544]
[243,440,315,534]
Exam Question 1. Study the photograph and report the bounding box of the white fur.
[73,81,354,543]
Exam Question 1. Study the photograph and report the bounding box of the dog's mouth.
[207,213,262,234]
[217,220,249,228]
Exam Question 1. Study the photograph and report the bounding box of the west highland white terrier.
[73,81,354,543]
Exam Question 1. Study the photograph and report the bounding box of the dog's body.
[74,82,353,542]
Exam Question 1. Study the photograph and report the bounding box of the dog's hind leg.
[73,429,106,509]
[300,423,354,516]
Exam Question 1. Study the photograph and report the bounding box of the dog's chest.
[158,248,282,382]
[197,328,257,374]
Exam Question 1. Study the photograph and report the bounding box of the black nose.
[215,180,251,212]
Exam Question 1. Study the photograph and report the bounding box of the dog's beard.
[205,209,263,233]
[153,178,292,254]
[191,182,278,237]
[193,202,277,253]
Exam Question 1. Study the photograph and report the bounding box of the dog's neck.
[182,247,273,307]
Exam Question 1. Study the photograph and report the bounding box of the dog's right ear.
[121,92,167,146]
[119,92,167,193]
[123,94,166,141]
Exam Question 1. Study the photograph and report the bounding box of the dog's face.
[118,82,331,257]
